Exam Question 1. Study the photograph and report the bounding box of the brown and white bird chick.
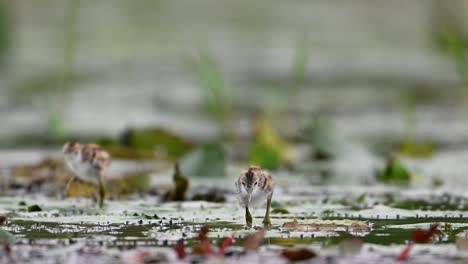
[62,142,111,208]
[235,165,274,228]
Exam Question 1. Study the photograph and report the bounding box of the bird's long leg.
[263,194,272,226]
[97,174,105,208]
[64,175,76,197]
[245,206,253,228]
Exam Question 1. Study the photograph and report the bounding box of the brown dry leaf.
[0,216,6,226]
[12,158,67,186]
[282,219,299,231]
[348,222,371,232]
[106,171,152,196]
[66,179,97,198]
[243,229,265,251]
[67,170,153,198]
[282,220,370,233]
[316,223,337,231]
[456,236,468,250]
[281,248,317,261]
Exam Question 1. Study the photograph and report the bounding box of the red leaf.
[396,242,413,261]
[412,224,438,243]
[192,226,213,256]
[202,239,213,255]
[218,237,233,256]
[174,239,186,259]
[192,240,213,256]
[198,226,209,242]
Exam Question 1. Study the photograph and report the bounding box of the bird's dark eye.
[254,182,258,186]
[242,182,246,186]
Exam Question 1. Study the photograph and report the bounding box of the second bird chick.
[63,142,111,208]
[235,165,274,228]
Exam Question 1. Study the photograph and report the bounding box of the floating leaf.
[191,189,226,203]
[282,219,370,232]
[174,239,186,259]
[141,213,159,220]
[66,178,99,198]
[271,208,289,214]
[121,128,194,159]
[271,201,290,214]
[376,157,411,185]
[282,219,299,231]
[243,229,265,251]
[412,223,438,243]
[218,237,233,256]
[99,145,162,160]
[248,113,289,169]
[27,204,42,212]
[180,143,225,177]
[397,224,439,260]
[397,242,413,261]
[67,171,153,198]
[107,171,152,195]
[163,163,189,201]
[12,157,67,186]
[281,248,316,261]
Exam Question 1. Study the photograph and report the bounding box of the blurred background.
[1,0,468,182]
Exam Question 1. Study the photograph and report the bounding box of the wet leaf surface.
[281,248,317,261]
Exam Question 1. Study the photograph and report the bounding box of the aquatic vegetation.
[376,157,412,185]
[247,113,289,169]
[121,128,194,160]
[179,143,225,177]
[189,47,236,140]
[26,204,42,212]
[397,140,435,158]
[191,189,226,203]
[163,163,189,201]
[301,117,341,160]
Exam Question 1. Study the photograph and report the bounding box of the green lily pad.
[271,208,290,214]
[121,128,194,159]
[180,143,225,177]
[27,204,42,212]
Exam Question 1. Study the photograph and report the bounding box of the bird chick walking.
[63,142,111,208]
[235,165,274,228]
